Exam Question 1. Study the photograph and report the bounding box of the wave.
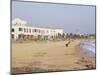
[80,41,96,58]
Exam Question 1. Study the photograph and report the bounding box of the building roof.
[12,18,27,26]
[12,18,63,30]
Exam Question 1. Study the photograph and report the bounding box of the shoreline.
[77,40,96,69]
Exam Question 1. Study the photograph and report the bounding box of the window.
[12,34,14,38]
[34,29,37,32]
[19,28,22,31]
[12,28,14,32]
[27,28,28,32]
[39,29,40,33]
[24,28,26,32]
[30,29,31,33]
[32,29,34,33]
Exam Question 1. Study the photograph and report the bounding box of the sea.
[80,41,96,58]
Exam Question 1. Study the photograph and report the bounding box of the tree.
[57,33,62,39]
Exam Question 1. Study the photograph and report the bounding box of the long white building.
[12,18,63,40]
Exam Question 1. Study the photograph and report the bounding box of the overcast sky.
[12,1,96,34]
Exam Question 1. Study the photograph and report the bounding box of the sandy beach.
[12,39,96,74]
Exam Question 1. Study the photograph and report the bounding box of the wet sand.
[12,39,96,74]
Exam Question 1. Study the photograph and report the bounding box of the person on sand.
[65,41,70,47]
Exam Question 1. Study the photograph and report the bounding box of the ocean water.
[80,41,96,58]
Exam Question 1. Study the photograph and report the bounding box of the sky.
[12,1,96,34]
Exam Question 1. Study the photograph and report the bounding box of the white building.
[12,18,63,40]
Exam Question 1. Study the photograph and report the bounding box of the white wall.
[12,25,63,40]
[0,0,100,75]
[12,18,64,40]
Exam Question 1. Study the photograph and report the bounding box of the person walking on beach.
[65,41,70,47]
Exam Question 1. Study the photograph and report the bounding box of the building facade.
[12,18,63,40]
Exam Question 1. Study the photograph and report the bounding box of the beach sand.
[12,39,96,74]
